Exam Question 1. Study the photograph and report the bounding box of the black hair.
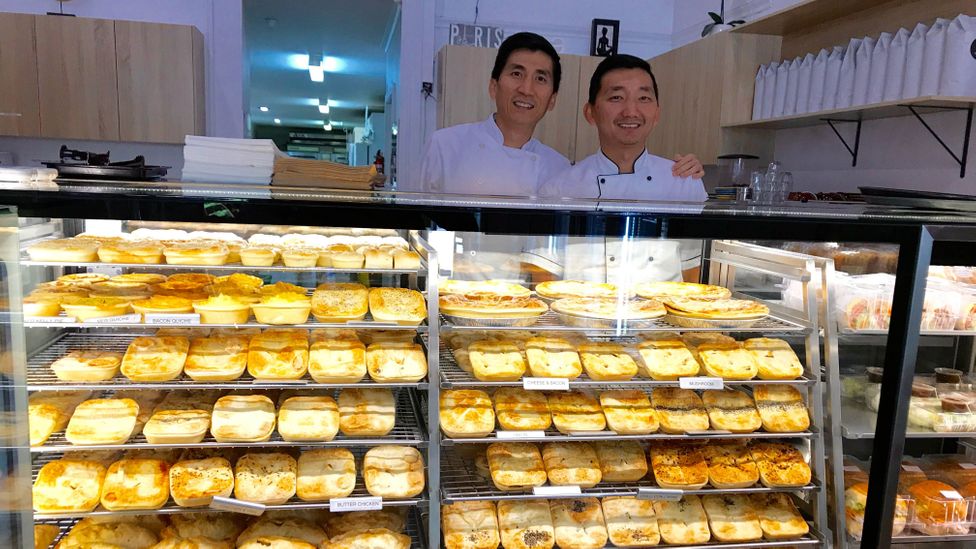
[587,54,659,105]
[491,32,562,93]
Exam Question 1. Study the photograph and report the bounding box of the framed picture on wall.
[590,19,619,57]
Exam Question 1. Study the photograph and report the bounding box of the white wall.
[435,0,674,58]
[0,0,245,178]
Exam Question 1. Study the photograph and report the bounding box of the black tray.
[859,186,976,213]
[43,163,169,181]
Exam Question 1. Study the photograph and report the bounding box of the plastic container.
[921,280,962,331]
[835,274,895,331]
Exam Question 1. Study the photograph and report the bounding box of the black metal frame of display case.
[4,182,976,549]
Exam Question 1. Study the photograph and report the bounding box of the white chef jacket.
[538,149,708,202]
[412,115,570,196]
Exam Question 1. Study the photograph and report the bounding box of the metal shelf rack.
[25,332,429,391]
[440,311,810,334]
[20,257,428,276]
[23,314,428,331]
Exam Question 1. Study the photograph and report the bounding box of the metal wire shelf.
[441,428,815,444]
[439,449,819,503]
[32,389,427,452]
[30,452,427,520]
[23,313,428,331]
[25,332,429,390]
[19,256,428,276]
[437,341,817,389]
[35,507,429,549]
[440,312,810,334]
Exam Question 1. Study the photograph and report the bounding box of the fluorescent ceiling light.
[259,106,269,112]
[308,64,324,82]
[273,118,281,124]
[322,56,345,72]
[318,104,330,114]
[324,123,333,131]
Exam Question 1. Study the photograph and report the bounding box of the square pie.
[120,336,189,382]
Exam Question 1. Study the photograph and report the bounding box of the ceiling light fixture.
[324,123,333,131]
[308,53,324,82]
[273,118,281,124]
[318,104,330,114]
[259,106,269,112]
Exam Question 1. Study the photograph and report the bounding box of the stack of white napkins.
[181,136,276,184]
[0,166,58,189]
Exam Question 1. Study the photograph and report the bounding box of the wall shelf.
[722,97,976,130]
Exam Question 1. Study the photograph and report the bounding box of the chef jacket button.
[647,256,655,262]
[646,176,653,181]
[599,178,606,184]
[608,255,616,262]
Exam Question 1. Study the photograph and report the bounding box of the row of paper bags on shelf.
[752,14,976,120]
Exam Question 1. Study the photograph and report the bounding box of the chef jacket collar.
[596,148,652,175]
[482,114,540,150]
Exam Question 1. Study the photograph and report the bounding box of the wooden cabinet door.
[36,16,119,140]
[116,21,204,143]
[534,53,580,163]
[0,13,41,137]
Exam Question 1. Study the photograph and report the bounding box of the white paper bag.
[753,64,766,119]
[867,32,891,104]
[784,56,802,115]
[921,18,950,96]
[772,59,791,118]
[902,22,928,99]
[823,46,845,110]
[761,61,779,119]
[808,49,829,112]
[837,38,862,108]
[795,53,815,114]
[883,28,910,101]
[940,14,976,96]
[852,36,875,106]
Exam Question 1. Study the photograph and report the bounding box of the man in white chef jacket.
[530,54,709,285]
[415,33,705,196]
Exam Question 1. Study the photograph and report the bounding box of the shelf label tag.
[24,316,76,324]
[684,430,731,436]
[637,487,684,501]
[679,377,723,390]
[252,378,307,385]
[209,496,266,516]
[941,490,963,500]
[497,430,545,439]
[568,430,616,436]
[959,463,976,470]
[145,313,200,325]
[901,465,923,473]
[330,496,382,512]
[85,313,141,324]
[523,377,570,391]
[533,485,582,496]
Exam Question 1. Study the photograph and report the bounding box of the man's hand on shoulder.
[672,154,705,179]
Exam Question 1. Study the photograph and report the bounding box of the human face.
[584,68,660,149]
[489,49,557,130]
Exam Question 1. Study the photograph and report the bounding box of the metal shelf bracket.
[903,104,974,178]
[821,118,862,167]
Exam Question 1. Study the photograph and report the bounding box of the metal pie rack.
[438,448,819,502]
[439,311,810,334]
[24,314,428,331]
[36,507,430,549]
[19,255,429,275]
[30,446,427,521]
[437,339,817,388]
[25,332,429,390]
[32,389,427,453]
[441,429,815,445]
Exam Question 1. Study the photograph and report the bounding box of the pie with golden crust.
[663,297,769,319]
[550,298,665,320]
[535,280,624,300]
[439,294,547,319]
[649,442,709,489]
[750,442,811,488]
[439,279,531,298]
[635,281,732,300]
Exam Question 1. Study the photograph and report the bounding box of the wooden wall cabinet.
[0,13,41,137]
[35,16,120,141]
[0,13,204,144]
[116,21,205,143]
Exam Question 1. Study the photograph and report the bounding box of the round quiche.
[551,298,666,320]
[535,280,625,300]
[438,279,531,298]
[635,281,732,300]
[663,297,769,319]
[438,294,547,319]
